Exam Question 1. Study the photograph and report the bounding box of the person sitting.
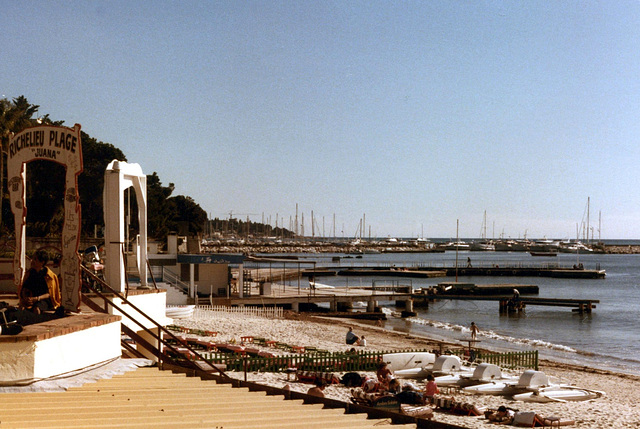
[357,335,367,346]
[307,379,327,398]
[361,376,379,393]
[376,362,393,389]
[424,374,440,403]
[346,327,359,345]
[486,405,515,424]
[386,378,402,394]
[18,249,61,315]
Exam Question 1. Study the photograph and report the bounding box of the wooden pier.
[335,266,605,279]
[418,295,599,314]
[211,280,598,315]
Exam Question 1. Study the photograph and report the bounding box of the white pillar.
[238,264,244,298]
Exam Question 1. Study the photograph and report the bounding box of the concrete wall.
[110,291,171,333]
[0,321,121,383]
[179,263,228,296]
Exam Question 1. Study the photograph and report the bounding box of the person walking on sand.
[470,322,479,340]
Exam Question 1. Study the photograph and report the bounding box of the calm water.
[256,250,640,375]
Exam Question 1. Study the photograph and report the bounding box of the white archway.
[103,160,148,292]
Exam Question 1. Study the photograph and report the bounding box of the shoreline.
[175,309,640,428]
[203,243,640,255]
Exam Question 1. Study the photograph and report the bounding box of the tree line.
[0,96,207,245]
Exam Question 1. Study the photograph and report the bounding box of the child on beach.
[424,374,439,403]
[357,335,367,346]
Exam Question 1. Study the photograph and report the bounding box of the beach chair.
[350,388,401,412]
[512,412,575,427]
[400,404,434,420]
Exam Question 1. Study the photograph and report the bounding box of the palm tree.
[0,96,40,232]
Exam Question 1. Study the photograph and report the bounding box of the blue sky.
[2,1,639,239]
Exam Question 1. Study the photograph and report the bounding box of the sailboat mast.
[599,210,602,242]
[587,197,590,244]
[455,219,459,282]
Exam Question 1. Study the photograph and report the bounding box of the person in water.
[470,321,480,340]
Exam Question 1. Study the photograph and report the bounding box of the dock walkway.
[212,281,598,315]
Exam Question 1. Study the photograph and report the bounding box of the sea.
[254,242,640,376]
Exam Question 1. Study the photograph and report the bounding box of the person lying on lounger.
[486,405,515,424]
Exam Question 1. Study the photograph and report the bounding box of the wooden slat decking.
[0,366,417,429]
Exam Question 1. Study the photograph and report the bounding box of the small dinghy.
[512,385,605,402]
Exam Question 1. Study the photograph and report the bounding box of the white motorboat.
[394,355,463,379]
[512,385,605,402]
[442,241,470,251]
[463,369,552,396]
[312,282,335,289]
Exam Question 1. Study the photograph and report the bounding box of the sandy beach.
[173,309,640,428]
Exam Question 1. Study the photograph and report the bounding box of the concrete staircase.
[0,367,417,428]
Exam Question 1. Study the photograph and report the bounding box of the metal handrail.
[80,263,228,377]
[146,257,158,290]
[162,267,191,294]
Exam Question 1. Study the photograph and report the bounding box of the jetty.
[209,278,598,315]
[418,295,599,315]
[323,265,606,279]
[337,268,446,278]
[418,282,540,296]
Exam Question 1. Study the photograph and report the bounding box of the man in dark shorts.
[18,249,61,315]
